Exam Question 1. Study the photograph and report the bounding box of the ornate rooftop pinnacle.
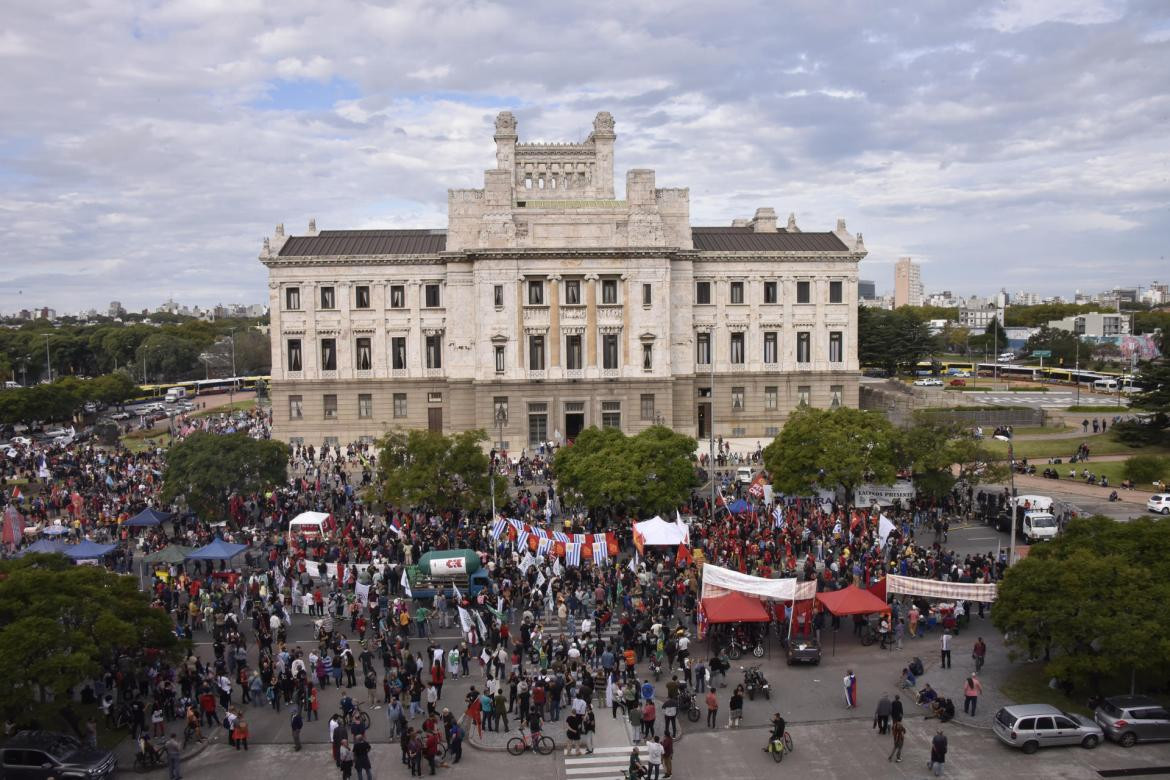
[592,111,615,137]
[494,111,517,138]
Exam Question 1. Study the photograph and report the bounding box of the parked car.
[949,378,966,386]
[736,466,754,485]
[785,637,821,665]
[913,378,943,387]
[1147,494,1170,515]
[992,704,1102,753]
[0,730,117,778]
[1094,695,1170,747]
[109,411,131,421]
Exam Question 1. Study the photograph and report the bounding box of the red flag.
[676,543,692,567]
[10,486,20,501]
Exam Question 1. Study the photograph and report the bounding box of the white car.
[913,378,943,387]
[736,466,754,485]
[1148,494,1170,515]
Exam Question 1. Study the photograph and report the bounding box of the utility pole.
[992,312,998,382]
[42,334,52,382]
[1074,338,1080,407]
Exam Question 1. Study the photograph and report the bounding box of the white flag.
[355,581,370,604]
[552,556,562,577]
[452,582,462,604]
[401,568,412,599]
[474,608,489,638]
[627,551,639,573]
[457,606,474,635]
[878,514,896,548]
[535,571,546,588]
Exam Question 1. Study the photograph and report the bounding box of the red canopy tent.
[815,584,889,616]
[701,590,772,624]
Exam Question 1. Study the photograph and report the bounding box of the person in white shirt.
[940,630,953,669]
[645,737,664,780]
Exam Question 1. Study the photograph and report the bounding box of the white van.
[1093,378,1118,392]
[165,387,187,403]
[1020,511,1059,543]
[998,352,1016,362]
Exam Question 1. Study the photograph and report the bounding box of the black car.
[0,731,117,778]
[786,637,821,665]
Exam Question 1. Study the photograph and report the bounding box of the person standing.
[728,688,743,728]
[353,734,373,780]
[940,630,952,669]
[661,732,674,779]
[645,736,664,780]
[928,729,948,776]
[874,693,891,735]
[891,694,904,724]
[338,739,354,780]
[583,705,596,754]
[164,733,181,780]
[232,714,249,750]
[641,699,657,740]
[291,709,304,751]
[705,688,718,729]
[972,637,986,672]
[888,720,905,763]
[962,675,982,716]
[447,720,464,764]
[843,669,858,709]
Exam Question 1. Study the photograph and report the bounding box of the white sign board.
[428,556,467,577]
[854,481,917,507]
[763,485,774,505]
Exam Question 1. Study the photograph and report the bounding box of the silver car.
[1095,695,1170,747]
[993,704,1102,753]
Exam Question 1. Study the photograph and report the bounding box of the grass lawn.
[1048,460,1169,492]
[984,432,1170,460]
[1001,665,1170,718]
[189,398,257,418]
[20,700,129,751]
[1065,405,1129,412]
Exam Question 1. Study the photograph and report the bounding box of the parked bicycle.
[506,726,555,756]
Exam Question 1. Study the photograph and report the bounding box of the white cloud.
[977,0,1126,33]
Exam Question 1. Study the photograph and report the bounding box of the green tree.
[858,306,935,375]
[762,406,897,504]
[554,425,697,517]
[1023,326,1084,367]
[373,429,505,512]
[0,554,178,716]
[897,415,962,499]
[1122,455,1170,487]
[161,432,289,521]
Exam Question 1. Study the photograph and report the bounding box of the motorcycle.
[742,665,770,701]
[649,658,662,681]
[678,689,701,722]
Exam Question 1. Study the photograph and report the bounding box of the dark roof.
[278,229,446,257]
[691,226,849,252]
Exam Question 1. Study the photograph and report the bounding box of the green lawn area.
[1052,459,1169,492]
[189,398,257,418]
[1065,405,1129,412]
[19,700,129,751]
[1001,665,1170,718]
[984,431,1170,460]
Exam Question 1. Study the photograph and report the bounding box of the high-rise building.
[893,257,923,308]
[858,279,876,300]
[260,111,868,447]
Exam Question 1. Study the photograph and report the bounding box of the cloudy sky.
[2,0,1168,314]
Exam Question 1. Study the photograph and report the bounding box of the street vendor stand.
[815,584,891,656]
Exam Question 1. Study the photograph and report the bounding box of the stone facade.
[260,112,867,448]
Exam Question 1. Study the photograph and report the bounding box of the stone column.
[585,274,598,367]
[548,274,561,366]
[515,277,525,369]
[621,274,630,366]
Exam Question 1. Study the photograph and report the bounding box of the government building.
[261,112,866,448]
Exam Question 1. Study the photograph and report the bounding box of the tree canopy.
[161,432,289,521]
[992,515,1170,692]
[857,306,935,374]
[0,554,178,717]
[373,428,505,513]
[0,373,141,426]
[554,425,697,517]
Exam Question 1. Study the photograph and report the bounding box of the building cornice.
[261,248,867,267]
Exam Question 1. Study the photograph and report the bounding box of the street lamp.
[492,403,508,520]
[995,434,1018,565]
[42,334,52,382]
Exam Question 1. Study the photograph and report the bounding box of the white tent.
[288,511,331,542]
[633,515,689,547]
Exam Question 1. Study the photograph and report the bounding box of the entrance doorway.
[697,402,711,439]
[427,407,443,432]
[565,413,585,441]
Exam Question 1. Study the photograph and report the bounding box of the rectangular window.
[424,283,441,308]
[696,332,711,365]
[642,342,653,371]
[286,338,302,371]
[285,287,300,310]
[391,337,406,370]
[493,285,504,307]
[763,331,778,364]
[601,279,618,304]
[528,406,548,445]
[358,394,372,419]
[320,286,335,310]
[797,280,811,304]
[566,335,583,370]
[393,393,407,418]
[829,280,843,304]
[389,285,405,309]
[730,332,745,364]
[320,338,337,371]
[603,334,619,369]
[527,280,544,305]
[642,283,652,306]
[829,331,843,363]
[355,337,372,370]
[764,386,778,410]
[355,285,370,309]
[830,384,844,408]
[763,281,778,304]
[288,395,303,420]
[696,281,711,304]
[797,332,811,363]
[730,281,744,304]
[601,400,621,429]
[494,345,505,374]
[564,279,581,305]
[529,335,545,370]
[425,334,442,369]
[640,394,655,421]
[731,386,744,410]
[798,385,811,406]
[323,394,337,419]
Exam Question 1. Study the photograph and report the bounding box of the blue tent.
[19,538,68,556]
[727,498,750,515]
[125,508,172,528]
[61,539,117,560]
[185,537,248,562]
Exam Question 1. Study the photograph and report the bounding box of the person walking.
[447,719,464,764]
[928,729,948,776]
[705,688,718,729]
[843,669,858,709]
[874,693,892,735]
[291,709,304,751]
[891,694,904,724]
[353,734,373,780]
[972,637,986,672]
[962,675,982,716]
[888,720,905,763]
[940,631,952,669]
[165,733,182,780]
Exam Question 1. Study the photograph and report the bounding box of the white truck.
[165,387,188,403]
[1014,495,1058,543]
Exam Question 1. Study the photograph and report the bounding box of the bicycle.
[341,703,372,731]
[506,727,554,756]
[765,731,794,763]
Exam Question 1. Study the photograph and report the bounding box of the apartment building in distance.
[260,112,867,447]
[893,257,923,308]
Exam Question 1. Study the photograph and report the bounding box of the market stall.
[632,514,689,553]
[124,507,172,528]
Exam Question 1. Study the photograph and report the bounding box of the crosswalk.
[564,745,634,778]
